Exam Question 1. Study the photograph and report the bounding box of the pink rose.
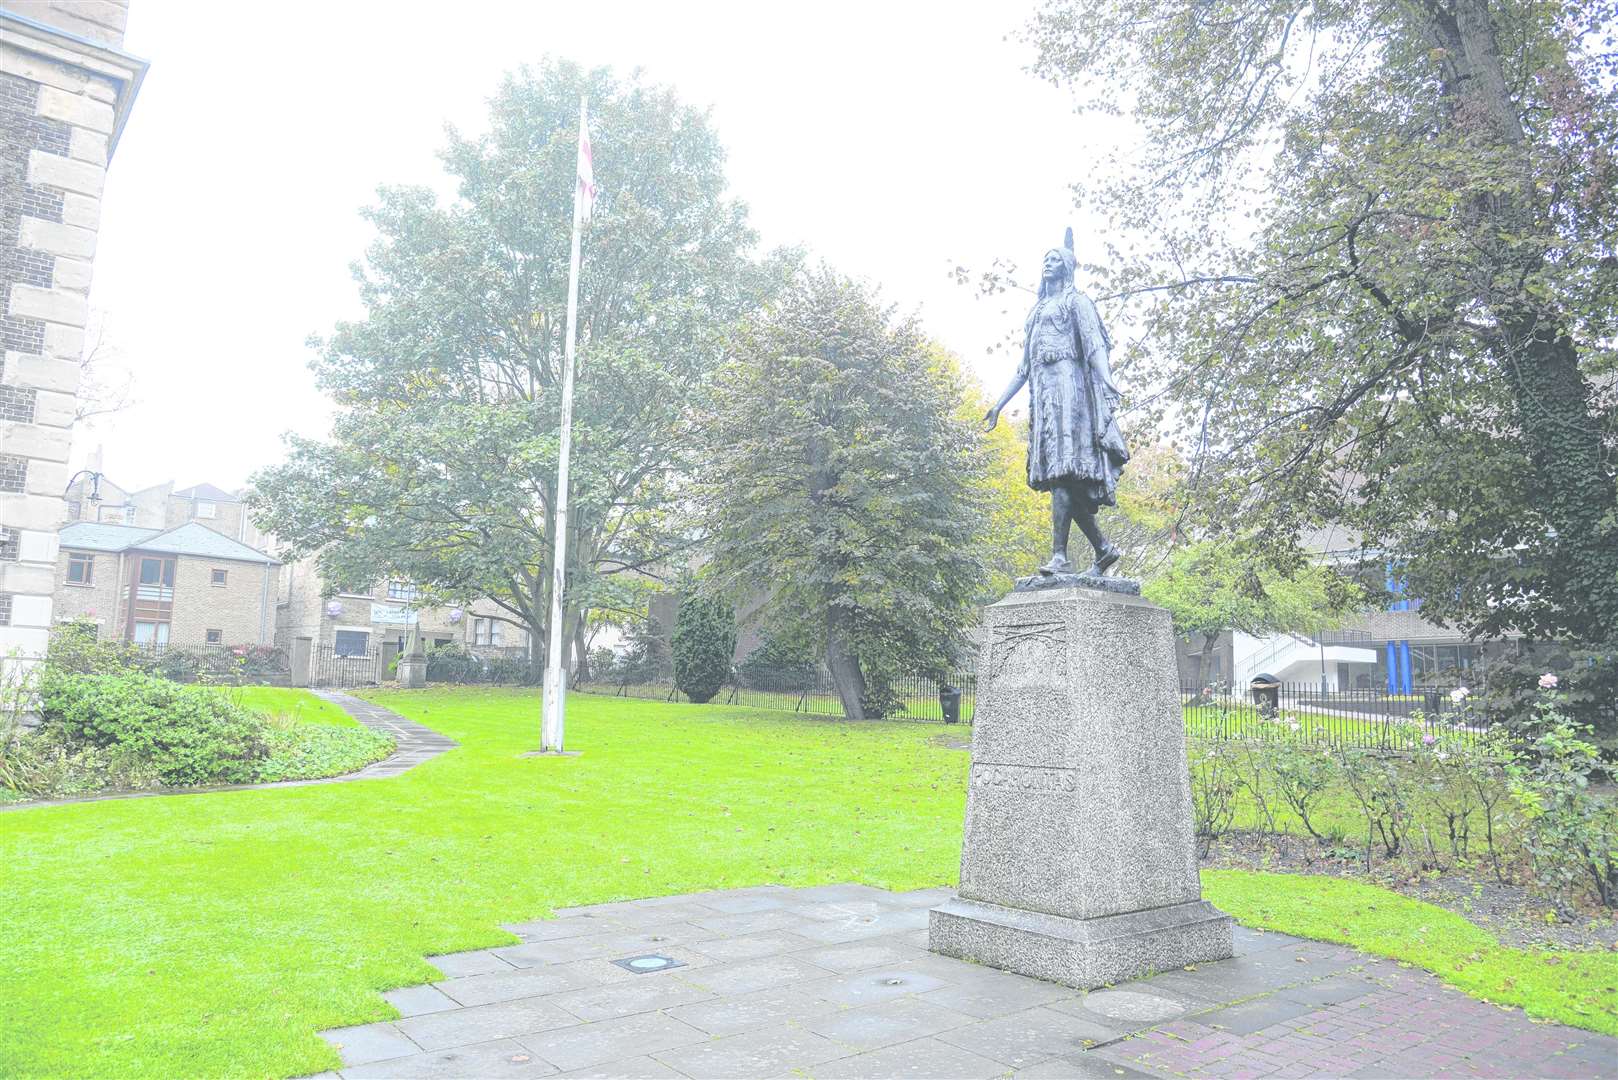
[1538,673,1559,690]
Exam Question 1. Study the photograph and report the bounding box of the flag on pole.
[577,114,597,221]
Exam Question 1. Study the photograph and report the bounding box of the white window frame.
[66,552,94,586]
[333,629,370,657]
[195,501,217,519]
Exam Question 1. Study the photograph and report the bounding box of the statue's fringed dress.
[1019,286,1128,508]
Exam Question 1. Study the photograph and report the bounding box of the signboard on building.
[370,603,419,625]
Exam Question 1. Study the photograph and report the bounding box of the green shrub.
[736,630,820,692]
[672,588,736,705]
[37,671,268,786]
[44,620,142,676]
[254,715,392,782]
[1481,646,1617,757]
[424,642,481,683]
[1506,693,1618,907]
[483,655,535,685]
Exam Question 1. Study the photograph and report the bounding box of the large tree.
[696,268,992,719]
[250,63,782,664]
[1026,0,1618,643]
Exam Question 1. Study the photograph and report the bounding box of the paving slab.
[1012,1053,1166,1078]
[383,983,463,1018]
[801,995,981,1051]
[503,917,627,943]
[515,1012,708,1072]
[916,966,1079,1019]
[321,1021,419,1067]
[682,892,791,915]
[666,986,839,1037]
[795,937,929,974]
[551,1054,686,1079]
[435,967,597,1008]
[1057,988,1194,1029]
[692,929,821,963]
[937,1004,1124,1069]
[548,977,713,1023]
[679,953,833,995]
[394,996,579,1052]
[1186,992,1320,1035]
[803,965,953,1007]
[340,1037,557,1078]
[688,908,802,937]
[492,926,714,968]
[319,883,1618,1080]
[650,1022,850,1079]
[803,1034,1009,1079]
[548,947,718,987]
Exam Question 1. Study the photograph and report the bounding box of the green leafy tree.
[671,585,737,705]
[1143,539,1363,687]
[696,268,992,719]
[249,62,784,664]
[1025,0,1618,643]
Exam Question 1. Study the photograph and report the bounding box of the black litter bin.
[1423,688,1443,719]
[939,684,962,724]
[1250,674,1281,712]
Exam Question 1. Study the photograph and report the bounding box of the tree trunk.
[1191,631,1218,690]
[1499,320,1618,639]
[573,618,591,683]
[825,606,867,721]
[1427,0,1618,641]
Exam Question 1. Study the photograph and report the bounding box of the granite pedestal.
[397,655,426,689]
[929,580,1233,988]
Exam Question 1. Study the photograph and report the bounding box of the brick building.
[64,467,262,543]
[274,559,529,662]
[0,1,143,661]
[54,520,277,646]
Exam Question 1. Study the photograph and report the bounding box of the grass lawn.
[1,688,1612,1079]
[1206,871,1618,1034]
[234,687,360,728]
[1182,703,1457,750]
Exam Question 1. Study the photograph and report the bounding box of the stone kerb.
[931,582,1233,988]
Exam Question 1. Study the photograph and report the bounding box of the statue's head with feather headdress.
[1038,227,1077,300]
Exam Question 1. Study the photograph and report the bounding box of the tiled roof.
[173,482,239,501]
[58,522,161,552]
[59,521,277,564]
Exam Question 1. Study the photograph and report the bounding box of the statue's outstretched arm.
[984,368,1027,431]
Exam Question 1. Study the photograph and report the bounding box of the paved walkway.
[315,885,1616,1079]
[1,690,453,810]
[310,690,457,783]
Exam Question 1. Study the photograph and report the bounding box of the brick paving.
[313,885,1617,1079]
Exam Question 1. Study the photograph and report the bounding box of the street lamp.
[63,469,103,515]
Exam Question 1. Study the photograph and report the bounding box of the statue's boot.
[1039,552,1075,576]
[1084,543,1123,577]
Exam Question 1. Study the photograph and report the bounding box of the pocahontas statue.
[985,228,1130,579]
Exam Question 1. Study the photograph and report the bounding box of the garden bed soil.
[1202,830,1618,953]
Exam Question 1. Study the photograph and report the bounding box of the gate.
[311,644,382,688]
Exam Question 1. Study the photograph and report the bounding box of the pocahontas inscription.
[971,763,1078,795]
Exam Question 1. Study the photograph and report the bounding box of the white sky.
[81,0,1137,492]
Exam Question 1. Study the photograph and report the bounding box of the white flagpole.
[542,98,589,753]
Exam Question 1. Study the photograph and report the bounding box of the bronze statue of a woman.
[985,228,1129,578]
